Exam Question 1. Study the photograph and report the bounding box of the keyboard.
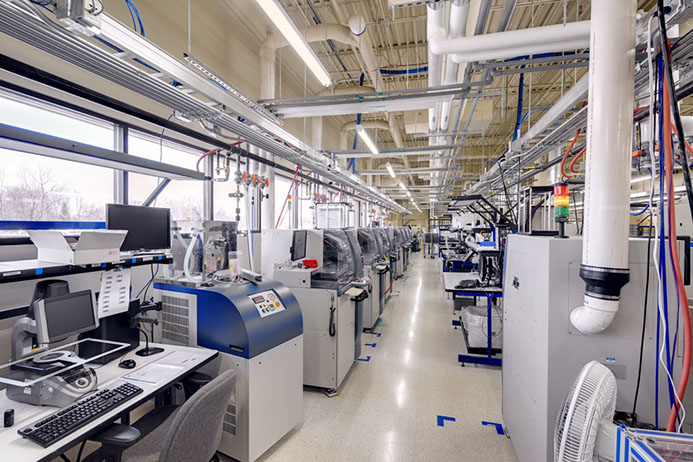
[18,381,143,448]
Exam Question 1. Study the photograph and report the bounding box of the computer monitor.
[291,230,307,261]
[106,204,171,252]
[34,290,99,344]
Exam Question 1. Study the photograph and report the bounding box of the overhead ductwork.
[570,0,636,334]
[430,20,591,64]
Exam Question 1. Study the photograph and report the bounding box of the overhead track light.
[355,125,379,155]
[254,0,331,87]
[386,162,396,178]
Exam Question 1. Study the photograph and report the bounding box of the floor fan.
[554,361,693,461]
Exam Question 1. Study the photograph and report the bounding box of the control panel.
[248,290,286,318]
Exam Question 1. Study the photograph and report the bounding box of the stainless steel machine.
[263,229,365,393]
[503,234,691,462]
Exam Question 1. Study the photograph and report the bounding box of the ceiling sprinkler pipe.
[570,0,636,335]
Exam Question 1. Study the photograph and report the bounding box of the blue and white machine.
[153,279,303,462]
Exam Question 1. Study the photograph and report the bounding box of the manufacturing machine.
[263,229,365,393]
[153,278,303,462]
[503,234,692,462]
[154,222,303,462]
[357,228,385,330]
[374,227,394,312]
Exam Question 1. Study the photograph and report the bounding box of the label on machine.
[248,290,286,318]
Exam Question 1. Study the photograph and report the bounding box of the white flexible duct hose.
[570,0,636,335]
[184,229,203,282]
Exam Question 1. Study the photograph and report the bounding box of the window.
[127,132,203,223]
[273,177,291,229]
[0,93,114,221]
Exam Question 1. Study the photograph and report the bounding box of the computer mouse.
[119,359,136,369]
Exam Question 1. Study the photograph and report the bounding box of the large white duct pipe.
[347,16,382,93]
[440,0,469,133]
[427,3,446,134]
[429,20,591,64]
[260,24,359,101]
[570,0,636,335]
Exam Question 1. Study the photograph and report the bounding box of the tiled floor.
[252,252,518,462]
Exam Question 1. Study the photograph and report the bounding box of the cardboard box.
[28,230,128,265]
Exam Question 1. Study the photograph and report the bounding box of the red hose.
[384,272,394,295]
[663,77,692,432]
[560,128,582,179]
[569,147,587,174]
[196,148,220,172]
[275,165,300,228]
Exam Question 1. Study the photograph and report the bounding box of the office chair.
[83,370,237,462]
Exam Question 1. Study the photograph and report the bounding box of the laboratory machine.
[357,228,386,330]
[374,227,394,311]
[502,234,692,462]
[153,222,303,462]
[263,229,365,393]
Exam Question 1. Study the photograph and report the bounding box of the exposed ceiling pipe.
[426,2,446,188]
[570,0,636,335]
[429,21,591,63]
[440,0,470,134]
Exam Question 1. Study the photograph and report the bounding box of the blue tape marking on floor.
[357,356,371,362]
[367,332,382,337]
[437,416,456,427]
[481,421,505,435]
[365,343,377,348]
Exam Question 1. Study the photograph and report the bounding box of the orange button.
[274,302,280,307]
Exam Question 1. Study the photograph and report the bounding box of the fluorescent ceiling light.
[399,182,407,191]
[355,125,379,155]
[386,162,396,178]
[255,0,331,87]
[631,175,652,184]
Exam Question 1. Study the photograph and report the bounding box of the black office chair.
[83,370,236,462]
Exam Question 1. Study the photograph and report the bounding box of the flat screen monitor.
[35,290,99,344]
[291,230,307,261]
[106,204,171,252]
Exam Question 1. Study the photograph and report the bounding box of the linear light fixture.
[254,0,331,87]
[386,162,396,178]
[399,181,407,192]
[355,124,379,155]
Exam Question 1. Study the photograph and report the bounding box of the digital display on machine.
[291,230,307,261]
[248,290,285,318]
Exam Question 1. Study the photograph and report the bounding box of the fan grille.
[554,361,617,462]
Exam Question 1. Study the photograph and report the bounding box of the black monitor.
[106,204,171,252]
[291,230,307,261]
[34,290,99,344]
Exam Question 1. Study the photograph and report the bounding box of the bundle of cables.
[637,1,693,433]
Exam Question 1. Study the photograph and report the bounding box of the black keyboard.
[18,382,143,448]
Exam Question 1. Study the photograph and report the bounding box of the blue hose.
[379,66,428,75]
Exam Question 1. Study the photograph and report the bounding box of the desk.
[443,273,503,367]
[0,343,218,462]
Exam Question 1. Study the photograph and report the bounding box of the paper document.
[98,268,131,318]
[122,363,184,385]
[161,350,203,366]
